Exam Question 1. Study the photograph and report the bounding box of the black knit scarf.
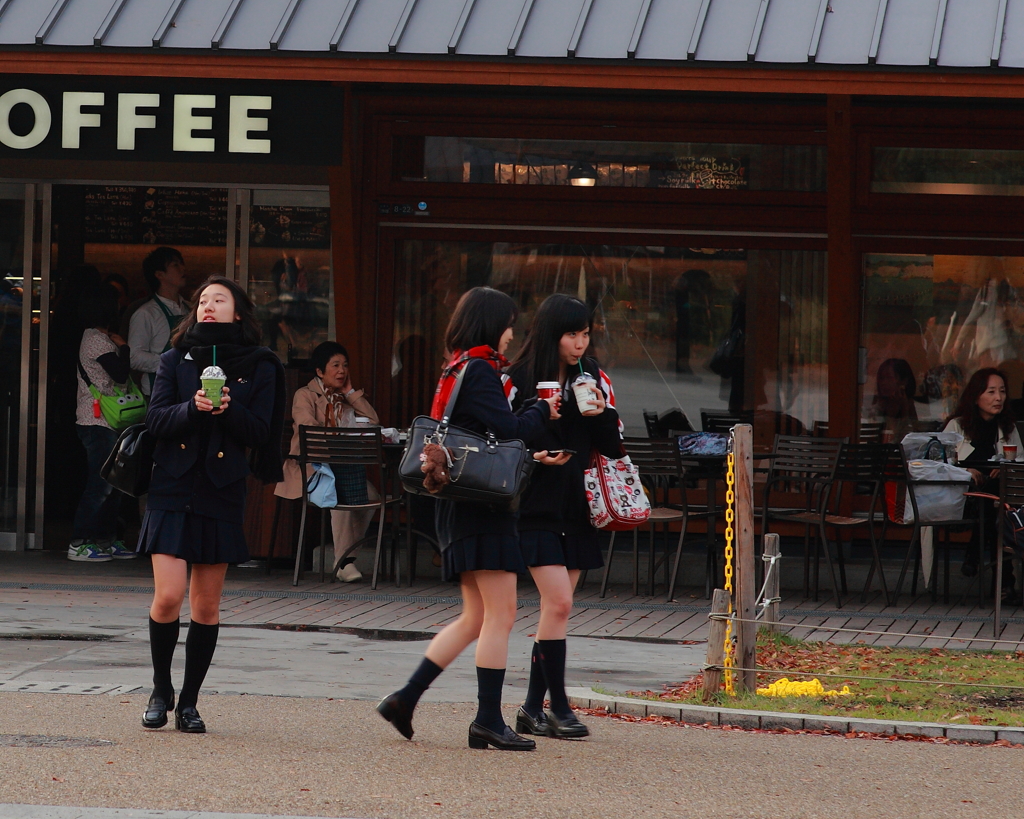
[178,323,286,484]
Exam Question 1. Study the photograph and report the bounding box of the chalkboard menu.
[83,186,228,246]
[654,156,749,190]
[249,206,330,249]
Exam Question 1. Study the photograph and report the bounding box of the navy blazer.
[434,360,550,547]
[145,347,276,523]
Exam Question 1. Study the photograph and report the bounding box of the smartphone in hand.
[546,449,577,455]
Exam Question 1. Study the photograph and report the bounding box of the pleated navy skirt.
[442,533,527,582]
[136,509,250,565]
[519,529,604,571]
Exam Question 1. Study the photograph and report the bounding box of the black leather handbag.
[101,423,156,497]
[399,361,534,506]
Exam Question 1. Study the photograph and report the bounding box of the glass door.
[0,183,47,551]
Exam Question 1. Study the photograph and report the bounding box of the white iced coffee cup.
[572,373,598,414]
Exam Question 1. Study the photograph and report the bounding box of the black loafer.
[468,722,536,751]
[174,706,206,733]
[142,693,174,729]
[547,710,590,739]
[377,693,414,740]
[514,706,550,736]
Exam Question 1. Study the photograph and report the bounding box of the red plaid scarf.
[430,346,512,420]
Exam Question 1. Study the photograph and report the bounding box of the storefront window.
[246,190,333,366]
[860,254,1024,439]
[390,240,827,445]
[872,147,1024,196]
[394,137,826,192]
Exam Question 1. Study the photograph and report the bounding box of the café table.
[675,433,731,598]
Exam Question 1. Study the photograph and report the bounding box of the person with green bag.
[70,284,139,563]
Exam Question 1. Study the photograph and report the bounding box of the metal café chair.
[994,464,1024,636]
[599,437,689,601]
[292,426,403,589]
[760,434,846,606]
[883,445,979,607]
[818,442,893,604]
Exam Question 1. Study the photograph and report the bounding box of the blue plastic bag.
[306,462,337,508]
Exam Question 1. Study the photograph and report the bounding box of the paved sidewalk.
[2,693,1021,819]
[0,809,344,819]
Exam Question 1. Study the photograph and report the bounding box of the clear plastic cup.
[572,373,598,413]
[200,365,226,408]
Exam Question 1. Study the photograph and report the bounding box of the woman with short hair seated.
[276,341,379,582]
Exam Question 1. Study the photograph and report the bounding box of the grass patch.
[632,631,1024,726]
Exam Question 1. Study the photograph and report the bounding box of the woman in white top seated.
[275,342,379,582]
[942,367,1022,604]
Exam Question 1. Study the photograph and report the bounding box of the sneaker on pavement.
[337,562,363,583]
[103,540,138,560]
[67,542,113,562]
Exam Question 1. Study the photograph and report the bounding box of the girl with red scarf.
[377,287,564,750]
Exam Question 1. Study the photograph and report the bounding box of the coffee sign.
[0,77,341,165]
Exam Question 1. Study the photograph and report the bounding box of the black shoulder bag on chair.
[399,360,535,506]
[101,423,156,497]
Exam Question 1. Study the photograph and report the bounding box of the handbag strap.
[438,359,477,426]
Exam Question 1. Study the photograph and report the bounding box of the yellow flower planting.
[757,678,852,698]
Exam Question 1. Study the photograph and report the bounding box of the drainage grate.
[0,682,140,695]
[0,734,114,748]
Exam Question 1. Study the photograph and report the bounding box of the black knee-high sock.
[149,617,179,700]
[178,621,219,710]
[522,642,547,716]
[474,666,506,733]
[538,639,571,718]
[396,657,443,710]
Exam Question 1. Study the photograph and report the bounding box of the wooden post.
[702,588,730,702]
[763,532,781,635]
[733,424,757,693]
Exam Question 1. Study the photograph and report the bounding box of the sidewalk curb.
[566,687,1024,746]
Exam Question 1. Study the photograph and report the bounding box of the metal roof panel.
[815,0,881,64]
[755,0,821,62]
[516,0,585,57]
[1000,0,1024,65]
[695,0,762,62]
[160,0,234,48]
[875,0,940,65]
[45,0,113,45]
[103,0,176,47]
[337,0,407,52]
[220,0,292,49]
[575,0,644,59]
[634,0,703,61]
[456,0,529,55]
[0,0,57,45]
[936,0,999,66]
[278,0,344,51]
[397,0,464,54]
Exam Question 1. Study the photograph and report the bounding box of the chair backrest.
[814,420,884,444]
[297,426,384,467]
[642,410,663,438]
[1000,462,1024,507]
[766,434,845,489]
[835,441,893,483]
[622,437,684,504]
[701,408,754,433]
[622,437,684,478]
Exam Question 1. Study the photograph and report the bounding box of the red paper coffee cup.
[536,381,561,400]
[1003,444,1017,461]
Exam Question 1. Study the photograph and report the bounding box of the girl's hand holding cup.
[194,385,231,414]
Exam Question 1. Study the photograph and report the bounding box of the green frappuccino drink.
[201,365,227,408]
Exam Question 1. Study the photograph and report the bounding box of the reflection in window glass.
[391,241,827,445]
[396,137,826,192]
[873,147,1024,196]
[860,254,1024,439]
[247,203,333,365]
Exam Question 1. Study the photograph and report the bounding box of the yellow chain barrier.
[722,450,736,697]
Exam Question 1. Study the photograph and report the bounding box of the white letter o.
[0,89,51,150]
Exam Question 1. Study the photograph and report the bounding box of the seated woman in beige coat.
[275,342,378,582]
